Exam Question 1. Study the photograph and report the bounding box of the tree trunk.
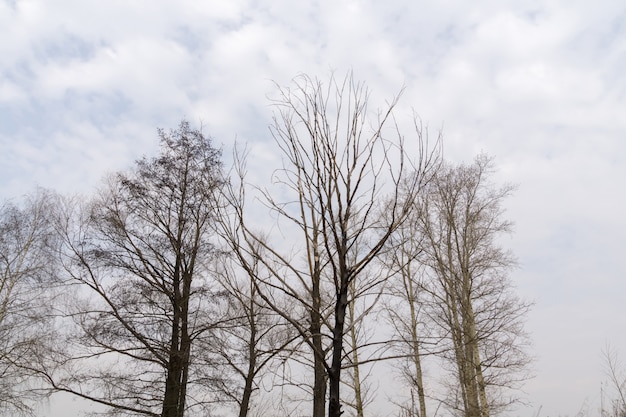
[238,285,258,417]
[239,374,255,417]
[176,271,192,417]
[311,263,327,417]
[162,327,182,417]
[162,260,193,417]
[328,280,349,417]
[406,275,426,417]
[162,264,182,417]
[348,286,365,417]
[465,293,489,417]
[460,281,480,417]
[312,333,327,417]
[238,340,256,417]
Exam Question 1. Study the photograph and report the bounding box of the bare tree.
[602,345,626,417]
[48,121,227,417]
[382,207,432,417]
[0,190,58,416]
[210,235,297,417]
[417,154,531,417]
[343,277,382,417]
[229,73,440,417]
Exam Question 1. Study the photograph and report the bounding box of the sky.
[2,0,626,416]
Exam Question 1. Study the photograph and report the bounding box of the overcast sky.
[2,1,626,416]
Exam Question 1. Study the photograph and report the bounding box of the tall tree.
[0,190,58,416]
[343,277,380,417]
[48,121,227,417]
[382,207,431,417]
[418,154,531,417]
[229,73,440,417]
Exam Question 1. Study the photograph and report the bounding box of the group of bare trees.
[385,155,531,417]
[0,74,532,417]
[0,191,58,415]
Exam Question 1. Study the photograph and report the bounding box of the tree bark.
[238,305,257,417]
[406,275,426,417]
[328,281,349,417]
[348,287,365,417]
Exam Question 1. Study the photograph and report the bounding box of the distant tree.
[382,203,432,417]
[0,190,58,416]
[602,345,626,417]
[417,155,531,417]
[343,277,381,417]
[47,121,227,417]
[227,73,440,417]
[210,233,297,417]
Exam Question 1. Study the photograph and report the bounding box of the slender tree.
[210,238,296,417]
[382,209,431,417]
[343,277,380,417]
[417,154,531,417]
[602,345,626,417]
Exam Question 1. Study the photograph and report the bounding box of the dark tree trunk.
[311,266,327,417]
[162,260,182,417]
[238,296,258,417]
[238,355,255,417]
[162,324,182,417]
[176,271,192,417]
[162,262,193,417]
[328,280,349,417]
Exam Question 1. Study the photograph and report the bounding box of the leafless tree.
[602,345,626,417]
[382,205,432,417]
[210,234,297,417]
[417,154,531,417]
[342,275,384,417]
[47,121,228,417]
[227,73,440,417]
[0,190,58,416]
